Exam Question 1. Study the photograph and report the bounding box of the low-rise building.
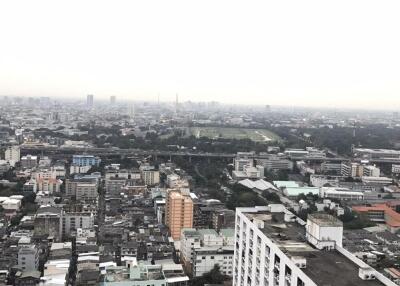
[232,165,264,180]
[392,165,400,175]
[320,187,364,200]
[17,245,39,272]
[21,155,37,169]
[62,211,95,238]
[257,156,293,171]
[70,164,92,175]
[36,178,62,194]
[363,165,381,177]
[180,228,234,277]
[34,206,63,242]
[353,203,400,233]
[99,262,189,286]
[361,176,393,185]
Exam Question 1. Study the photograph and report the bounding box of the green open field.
[187,127,281,142]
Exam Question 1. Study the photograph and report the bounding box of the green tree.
[190,265,227,286]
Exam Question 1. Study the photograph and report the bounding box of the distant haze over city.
[1,0,400,109]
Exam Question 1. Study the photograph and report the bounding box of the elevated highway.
[19,145,351,162]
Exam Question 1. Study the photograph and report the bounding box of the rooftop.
[198,229,218,236]
[220,228,235,238]
[241,207,384,286]
[307,213,343,227]
[273,181,300,188]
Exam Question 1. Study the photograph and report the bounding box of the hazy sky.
[1,0,400,109]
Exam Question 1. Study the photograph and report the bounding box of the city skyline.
[1,0,400,109]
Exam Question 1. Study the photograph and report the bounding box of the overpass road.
[18,145,353,162]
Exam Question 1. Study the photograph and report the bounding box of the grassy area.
[187,127,281,142]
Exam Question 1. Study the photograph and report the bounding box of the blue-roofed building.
[72,155,101,167]
[273,181,300,189]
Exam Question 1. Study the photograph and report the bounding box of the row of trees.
[271,125,400,156]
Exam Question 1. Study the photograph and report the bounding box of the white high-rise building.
[4,145,20,167]
[234,205,394,286]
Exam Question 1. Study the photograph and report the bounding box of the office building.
[257,156,293,171]
[320,162,342,174]
[234,205,392,286]
[20,155,38,169]
[65,178,98,200]
[141,169,160,186]
[110,95,116,104]
[284,149,309,158]
[70,164,92,175]
[87,94,94,107]
[105,169,141,180]
[72,155,101,167]
[165,189,194,240]
[341,162,363,178]
[353,148,400,159]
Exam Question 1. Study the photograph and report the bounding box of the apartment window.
[285,265,292,276]
[297,278,305,286]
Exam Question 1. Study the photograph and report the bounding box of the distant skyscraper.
[87,94,94,107]
[128,103,135,119]
[110,95,116,105]
[175,93,179,115]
